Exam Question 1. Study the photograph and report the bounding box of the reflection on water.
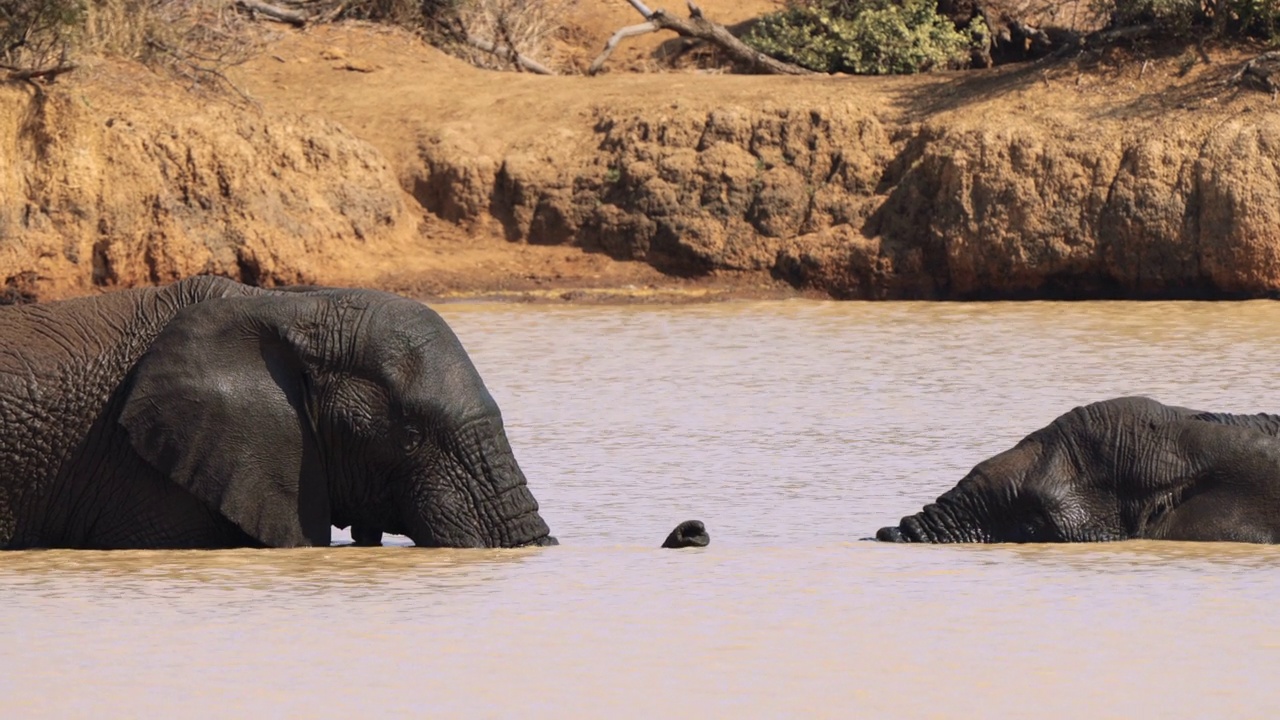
[0,547,540,592]
[6,301,1280,717]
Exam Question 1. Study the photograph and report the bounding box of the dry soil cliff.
[3,1,1279,301]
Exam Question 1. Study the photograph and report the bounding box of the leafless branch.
[1,62,77,82]
[234,0,310,27]
[625,0,655,16]
[588,22,660,75]
[146,39,259,106]
[590,0,814,76]
[464,34,554,75]
[1231,50,1280,97]
[1041,23,1157,63]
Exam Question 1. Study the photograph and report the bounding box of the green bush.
[1095,0,1280,39]
[744,0,983,75]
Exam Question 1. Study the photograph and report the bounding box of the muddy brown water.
[5,301,1280,717]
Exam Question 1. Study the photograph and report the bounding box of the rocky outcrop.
[412,98,1280,299]
[783,117,1280,299]
[7,34,1280,303]
[415,102,896,276]
[0,67,416,302]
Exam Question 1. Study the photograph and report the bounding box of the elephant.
[662,520,710,548]
[350,526,385,547]
[876,396,1280,544]
[0,275,556,550]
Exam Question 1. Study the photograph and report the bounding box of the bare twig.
[1040,23,1156,63]
[625,0,655,17]
[314,2,347,24]
[588,22,661,75]
[146,39,259,106]
[464,35,554,75]
[494,12,522,71]
[1231,50,1280,97]
[1093,23,1156,44]
[1,62,77,82]
[591,0,813,76]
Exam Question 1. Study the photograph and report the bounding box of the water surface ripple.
[5,300,1280,717]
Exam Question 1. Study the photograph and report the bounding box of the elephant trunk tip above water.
[662,520,710,549]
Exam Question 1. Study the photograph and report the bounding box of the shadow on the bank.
[889,43,1248,124]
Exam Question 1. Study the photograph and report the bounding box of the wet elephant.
[878,396,1280,544]
[0,276,554,549]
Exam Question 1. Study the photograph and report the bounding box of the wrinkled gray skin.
[878,396,1280,544]
[662,520,710,549]
[0,276,555,550]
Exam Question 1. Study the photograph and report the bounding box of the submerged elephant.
[877,396,1280,544]
[0,276,555,549]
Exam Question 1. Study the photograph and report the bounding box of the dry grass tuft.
[3,0,266,95]
[1,0,577,83]
[454,0,576,71]
[86,0,267,94]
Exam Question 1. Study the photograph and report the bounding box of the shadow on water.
[1001,540,1280,571]
[873,539,1280,573]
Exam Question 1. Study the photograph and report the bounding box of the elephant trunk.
[408,418,555,549]
[876,495,988,543]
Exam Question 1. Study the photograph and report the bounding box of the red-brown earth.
[3,0,1278,302]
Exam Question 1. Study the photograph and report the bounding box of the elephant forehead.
[369,331,494,410]
[372,301,460,347]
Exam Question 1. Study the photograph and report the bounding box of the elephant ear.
[119,294,331,548]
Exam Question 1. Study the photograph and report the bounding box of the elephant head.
[874,428,1088,544]
[119,288,555,549]
[876,396,1280,544]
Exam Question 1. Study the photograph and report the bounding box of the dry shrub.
[337,0,425,24]
[433,0,577,71]
[2,0,265,94]
[85,0,265,85]
[302,0,575,71]
[1,0,85,69]
[3,0,576,80]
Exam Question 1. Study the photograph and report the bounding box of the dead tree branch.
[465,35,555,75]
[1040,23,1156,63]
[588,22,661,75]
[624,0,655,15]
[1,62,77,82]
[590,0,814,76]
[145,39,259,106]
[1231,50,1280,98]
[235,0,310,27]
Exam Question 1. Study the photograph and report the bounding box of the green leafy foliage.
[1094,0,1280,39]
[743,0,982,75]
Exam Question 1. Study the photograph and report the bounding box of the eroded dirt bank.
[231,24,1280,300]
[4,20,1280,302]
[0,59,428,302]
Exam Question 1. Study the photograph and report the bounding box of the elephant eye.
[400,425,424,453]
